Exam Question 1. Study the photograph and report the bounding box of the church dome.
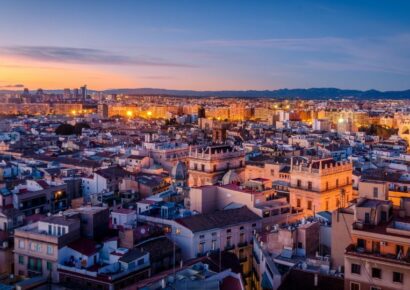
[222,170,241,185]
[171,161,187,180]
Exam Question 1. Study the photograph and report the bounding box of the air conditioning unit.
[380,241,387,246]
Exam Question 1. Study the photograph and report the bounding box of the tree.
[359,124,398,139]
[55,124,74,135]
[73,122,90,135]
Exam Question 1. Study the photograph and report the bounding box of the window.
[226,236,232,247]
[393,272,403,283]
[307,200,312,210]
[350,282,360,290]
[226,229,231,233]
[198,242,205,254]
[297,180,301,188]
[201,164,205,171]
[296,198,301,208]
[351,263,361,275]
[357,238,366,249]
[18,240,24,249]
[199,235,205,239]
[346,177,350,184]
[18,255,24,265]
[373,187,378,198]
[372,268,381,279]
[31,242,41,252]
[297,242,303,249]
[325,182,329,190]
[239,232,245,244]
[47,261,52,270]
[336,179,339,187]
[372,241,380,254]
[308,182,312,190]
[211,240,217,250]
[370,287,380,290]
[47,245,53,255]
[48,225,52,235]
[213,165,217,172]
[396,245,404,256]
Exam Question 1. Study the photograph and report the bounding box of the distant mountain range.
[102,88,410,99]
[2,87,410,99]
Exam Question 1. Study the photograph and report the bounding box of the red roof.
[112,208,134,214]
[68,238,98,256]
[221,275,242,290]
[36,180,50,189]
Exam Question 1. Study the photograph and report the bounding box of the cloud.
[0,46,195,68]
[199,37,347,50]
[199,34,410,75]
[0,84,24,88]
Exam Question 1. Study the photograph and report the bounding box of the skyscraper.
[80,85,87,101]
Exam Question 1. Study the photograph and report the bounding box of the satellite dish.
[140,228,146,234]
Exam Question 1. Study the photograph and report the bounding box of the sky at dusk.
[0,0,410,91]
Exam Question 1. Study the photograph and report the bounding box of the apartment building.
[169,206,261,289]
[12,179,68,216]
[289,157,353,215]
[344,198,410,290]
[187,144,245,187]
[14,215,81,282]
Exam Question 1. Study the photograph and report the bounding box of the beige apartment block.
[289,157,353,215]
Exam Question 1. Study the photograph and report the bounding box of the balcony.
[345,244,410,266]
[225,244,235,251]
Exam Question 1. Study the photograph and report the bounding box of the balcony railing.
[345,244,410,265]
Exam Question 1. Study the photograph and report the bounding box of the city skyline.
[1,0,410,91]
